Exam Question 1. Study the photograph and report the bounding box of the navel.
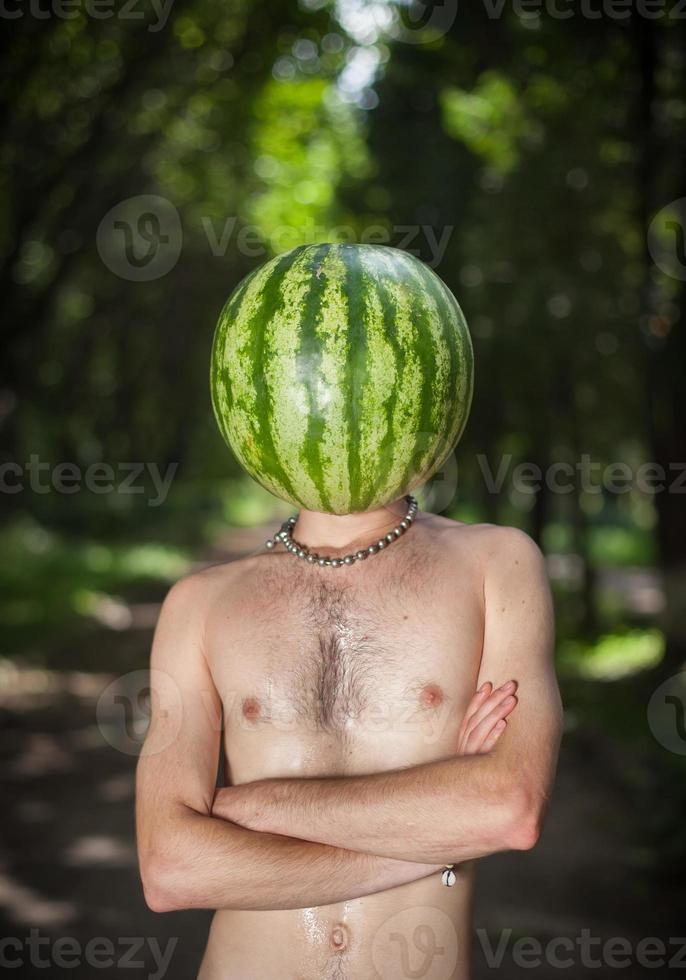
[330,922,350,952]
[241,697,262,722]
[419,683,445,709]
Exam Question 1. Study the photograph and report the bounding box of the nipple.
[241,697,261,722]
[419,683,445,709]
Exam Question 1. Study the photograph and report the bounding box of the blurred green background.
[1,2,685,977]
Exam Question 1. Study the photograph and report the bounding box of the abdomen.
[198,865,476,980]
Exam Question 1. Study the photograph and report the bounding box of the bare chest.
[208,554,483,779]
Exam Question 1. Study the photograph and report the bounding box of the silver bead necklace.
[265,495,418,567]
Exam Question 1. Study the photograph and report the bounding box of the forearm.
[218,755,523,864]
[140,803,440,912]
[220,663,562,864]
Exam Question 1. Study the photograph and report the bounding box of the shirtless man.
[136,496,562,979]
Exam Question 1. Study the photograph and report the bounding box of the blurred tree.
[1,0,342,531]
[0,0,684,668]
[633,17,686,674]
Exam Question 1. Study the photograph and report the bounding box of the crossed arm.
[212,528,562,864]
[136,527,562,911]
[136,572,440,914]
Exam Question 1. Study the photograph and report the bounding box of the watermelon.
[210,243,473,514]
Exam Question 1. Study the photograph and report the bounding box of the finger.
[479,719,507,753]
[464,680,517,734]
[464,695,518,753]
[465,695,517,753]
[458,682,493,739]
[458,682,501,749]
[458,704,511,755]
[465,696,517,751]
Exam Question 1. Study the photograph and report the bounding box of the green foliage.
[440,72,536,174]
[558,629,664,681]
[247,77,372,250]
[0,517,191,658]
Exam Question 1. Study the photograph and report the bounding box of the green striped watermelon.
[210,243,473,514]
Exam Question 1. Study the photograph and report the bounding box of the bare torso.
[197,512,486,980]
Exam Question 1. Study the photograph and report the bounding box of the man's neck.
[291,496,411,554]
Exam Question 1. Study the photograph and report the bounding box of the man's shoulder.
[161,551,264,616]
[426,514,546,574]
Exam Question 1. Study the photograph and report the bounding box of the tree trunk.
[635,20,686,676]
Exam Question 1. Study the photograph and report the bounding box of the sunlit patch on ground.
[63,835,136,867]
[0,871,77,928]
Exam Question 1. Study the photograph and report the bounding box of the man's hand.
[457,680,518,755]
[213,679,519,828]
